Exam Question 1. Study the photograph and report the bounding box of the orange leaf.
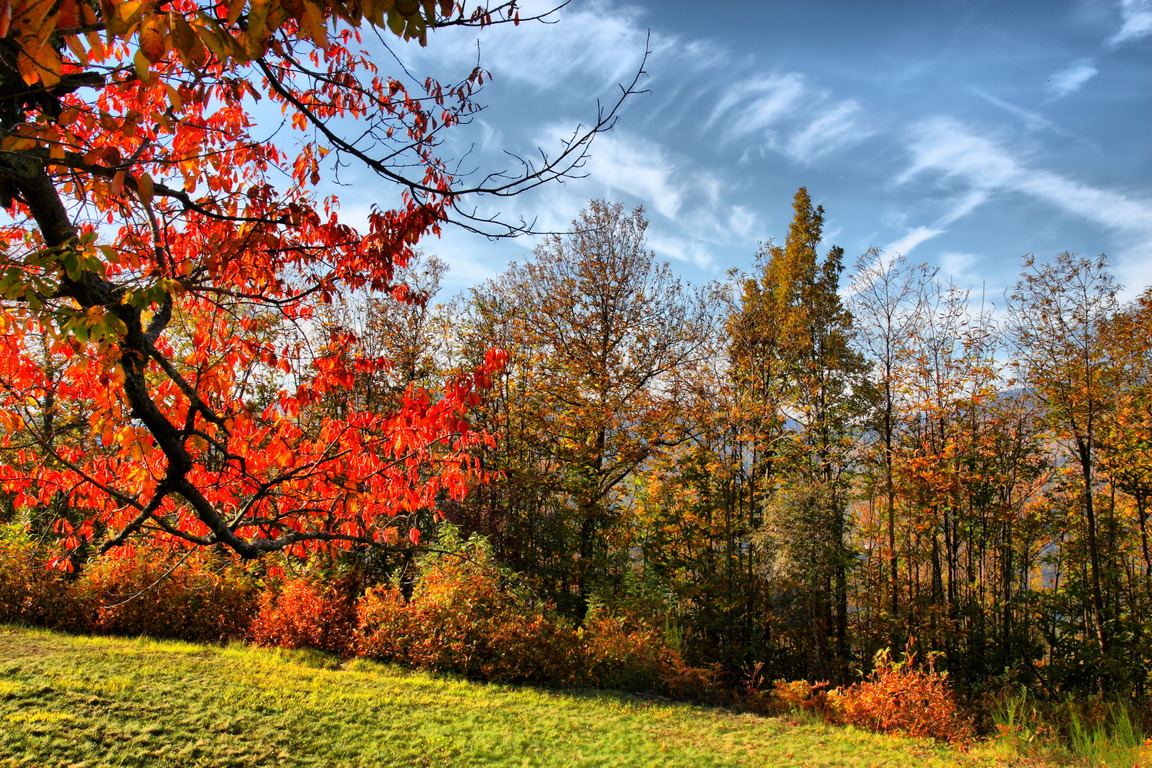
[138,14,167,63]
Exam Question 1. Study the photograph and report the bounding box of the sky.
[361,0,1152,300]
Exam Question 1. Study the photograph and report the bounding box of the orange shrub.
[657,647,723,701]
[249,578,358,656]
[0,525,84,630]
[833,643,974,743]
[355,534,579,684]
[578,609,665,691]
[78,547,259,641]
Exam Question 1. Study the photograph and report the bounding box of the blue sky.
[369,0,1152,299]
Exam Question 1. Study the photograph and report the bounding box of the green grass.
[1,625,1008,767]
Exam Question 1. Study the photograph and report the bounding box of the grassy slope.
[1,625,1007,768]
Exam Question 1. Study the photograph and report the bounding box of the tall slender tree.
[457,201,710,614]
[1008,253,1120,669]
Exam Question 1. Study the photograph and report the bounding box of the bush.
[249,578,358,656]
[578,609,665,691]
[356,530,579,684]
[78,547,259,641]
[833,642,974,743]
[0,524,84,630]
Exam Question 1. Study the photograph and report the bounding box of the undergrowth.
[3,521,1149,760]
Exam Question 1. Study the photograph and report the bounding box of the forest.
[0,0,1149,756]
[329,192,1152,699]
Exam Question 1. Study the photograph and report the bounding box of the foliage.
[356,526,580,684]
[249,577,358,656]
[0,522,81,628]
[79,546,259,640]
[0,0,635,560]
[578,608,667,691]
[1008,253,1121,666]
[834,643,975,744]
[453,200,710,615]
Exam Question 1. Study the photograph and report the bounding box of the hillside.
[0,625,996,768]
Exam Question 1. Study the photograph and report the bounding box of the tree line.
[330,191,1151,697]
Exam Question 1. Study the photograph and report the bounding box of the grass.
[984,686,1146,767]
[1,625,1036,768]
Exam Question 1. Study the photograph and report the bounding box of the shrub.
[249,578,358,656]
[78,547,259,641]
[355,530,578,684]
[833,642,974,743]
[657,647,723,702]
[0,524,84,630]
[578,609,664,691]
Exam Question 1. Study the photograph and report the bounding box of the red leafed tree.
[0,0,635,560]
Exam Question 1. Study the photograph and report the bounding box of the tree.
[458,201,710,613]
[849,250,933,643]
[1007,253,1120,665]
[732,188,868,682]
[1100,288,1152,581]
[0,0,640,561]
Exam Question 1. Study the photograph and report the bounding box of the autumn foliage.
[356,531,581,683]
[834,644,975,744]
[250,577,357,656]
[0,0,546,561]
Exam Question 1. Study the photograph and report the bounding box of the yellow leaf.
[136,172,154,204]
[64,32,89,64]
[164,83,184,111]
[16,44,62,87]
[170,12,196,54]
[226,0,246,24]
[133,48,153,82]
[301,0,328,46]
[110,0,146,34]
[110,170,126,197]
[244,0,269,56]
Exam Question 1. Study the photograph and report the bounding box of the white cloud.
[899,118,1018,189]
[938,189,991,226]
[786,101,870,163]
[409,0,654,90]
[1109,0,1152,45]
[707,73,871,166]
[727,205,759,242]
[1046,60,1098,99]
[646,232,715,270]
[939,251,982,284]
[974,89,1058,133]
[896,117,1152,281]
[564,129,687,220]
[882,226,944,257]
[707,73,807,141]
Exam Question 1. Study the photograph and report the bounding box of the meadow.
[1,625,999,768]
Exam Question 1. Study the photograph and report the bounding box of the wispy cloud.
[646,232,715,270]
[1109,0,1152,45]
[406,0,655,90]
[882,226,945,257]
[707,73,807,141]
[896,117,1152,267]
[899,118,1018,189]
[1047,60,1098,99]
[787,101,870,163]
[727,206,759,242]
[555,128,688,220]
[707,72,871,165]
[974,89,1058,133]
[939,251,982,284]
